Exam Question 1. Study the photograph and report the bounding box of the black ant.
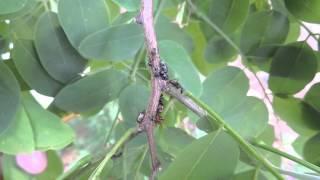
[169,80,184,94]
[154,94,165,124]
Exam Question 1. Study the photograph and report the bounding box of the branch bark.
[138,0,166,179]
[165,84,207,119]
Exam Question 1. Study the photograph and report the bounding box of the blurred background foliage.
[0,0,320,179]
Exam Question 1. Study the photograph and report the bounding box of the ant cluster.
[137,59,183,125]
[148,59,169,81]
[137,94,165,125]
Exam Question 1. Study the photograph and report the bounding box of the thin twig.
[253,141,320,174]
[104,110,121,145]
[89,128,142,180]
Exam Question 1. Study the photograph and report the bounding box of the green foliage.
[159,40,201,96]
[12,40,63,96]
[199,0,249,36]
[160,131,240,179]
[285,0,320,23]
[0,62,20,135]
[0,0,28,15]
[0,93,74,154]
[240,10,289,54]
[0,0,320,179]
[79,24,144,61]
[200,67,268,139]
[269,42,318,95]
[119,84,150,126]
[35,12,87,83]
[1,151,63,180]
[305,83,320,112]
[58,0,110,48]
[54,69,128,113]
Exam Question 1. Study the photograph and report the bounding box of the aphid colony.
[148,59,168,80]
[137,94,164,125]
[138,59,183,125]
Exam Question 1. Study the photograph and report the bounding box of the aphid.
[160,61,168,73]
[154,114,164,124]
[137,111,145,124]
[134,14,143,25]
[169,80,184,93]
[159,60,169,80]
[151,48,157,57]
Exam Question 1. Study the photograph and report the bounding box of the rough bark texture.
[138,0,166,178]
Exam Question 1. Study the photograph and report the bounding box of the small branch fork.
[136,0,166,179]
[135,0,282,179]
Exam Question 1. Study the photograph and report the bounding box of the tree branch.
[137,0,166,178]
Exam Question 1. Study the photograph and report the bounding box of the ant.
[154,94,165,124]
[169,80,184,94]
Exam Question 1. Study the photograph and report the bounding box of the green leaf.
[0,0,37,21]
[1,151,63,180]
[0,93,74,154]
[54,69,128,113]
[200,67,268,139]
[285,0,320,23]
[184,20,218,76]
[12,39,63,96]
[303,133,320,166]
[0,61,20,136]
[119,84,150,127]
[232,169,267,180]
[35,12,87,83]
[4,59,30,91]
[112,0,140,12]
[273,97,320,137]
[201,67,248,113]
[9,13,38,40]
[285,22,300,43]
[269,42,317,95]
[0,0,28,14]
[198,0,249,33]
[156,16,194,53]
[240,10,289,54]
[205,35,237,64]
[159,131,239,180]
[159,40,202,96]
[79,23,143,61]
[158,127,195,157]
[304,83,320,112]
[58,0,109,48]
[255,125,276,147]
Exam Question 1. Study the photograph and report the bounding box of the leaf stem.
[253,141,320,174]
[186,0,242,54]
[134,145,149,180]
[89,128,138,180]
[185,92,284,180]
[129,47,146,82]
[104,109,120,144]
